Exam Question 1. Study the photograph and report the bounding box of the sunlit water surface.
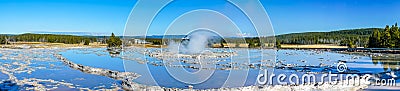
[58,48,400,89]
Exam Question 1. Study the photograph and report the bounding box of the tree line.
[3,26,398,49]
[0,33,124,48]
[368,23,400,48]
[275,28,382,48]
[0,33,97,44]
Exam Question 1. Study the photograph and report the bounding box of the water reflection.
[61,48,400,89]
[372,60,400,72]
[107,49,121,58]
[0,49,122,90]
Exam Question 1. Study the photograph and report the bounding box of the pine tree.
[393,22,400,48]
[107,33,122,48]
[84,39,90,45]
[368,29,382,48]
[276,40,281,48]
[382,25,392,48]
[388,25,397,47]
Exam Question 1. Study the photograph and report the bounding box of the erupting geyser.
[168,30,222,54]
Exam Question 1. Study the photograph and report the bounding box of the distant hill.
[32,32,109,36]
[275,28,384,47]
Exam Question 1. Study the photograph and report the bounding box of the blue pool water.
[58,48,399,89]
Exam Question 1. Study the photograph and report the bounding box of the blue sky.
[262,0,400,34]
[0,0,399,35]
[0,0,136,35]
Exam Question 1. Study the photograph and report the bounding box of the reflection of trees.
[108,49,121,58]
[383,62,389,71]
[373,60,400,71]
[372,59,378,66]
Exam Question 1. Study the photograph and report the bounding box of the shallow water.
[14,60,120,89]
[0,71,8,81]
[60,49,125,71]
[0,49,120,90]
[58,48,400,89]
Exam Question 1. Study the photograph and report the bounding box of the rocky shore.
[54,54,140,80]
